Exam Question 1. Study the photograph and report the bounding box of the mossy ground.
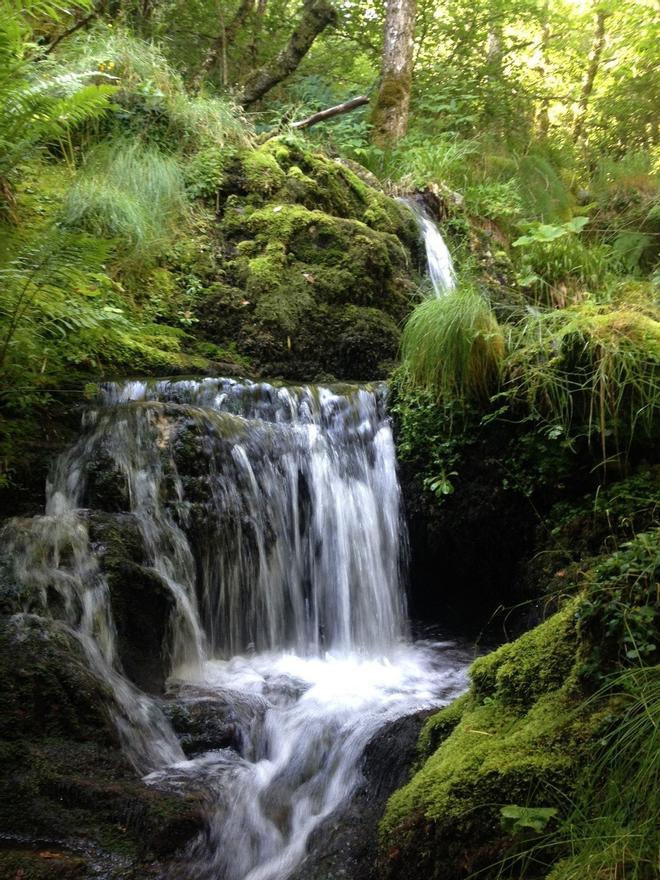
[380,603,593,880]
[379,464,659,880]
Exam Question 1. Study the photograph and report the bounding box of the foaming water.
[151,644,469,880]
[2,377,470,878]
[401,197,455,295]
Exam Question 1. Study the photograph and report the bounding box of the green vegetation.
[401,286,505,402]
[381,528,659,879]
[0,1,658,877]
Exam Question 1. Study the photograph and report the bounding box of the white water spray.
[401,197,456,295]
[2,378,471,879]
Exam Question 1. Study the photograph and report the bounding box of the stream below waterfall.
[3,378,472,880]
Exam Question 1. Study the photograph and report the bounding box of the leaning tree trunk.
[371,0,417,146]
[572,8,608,143]
[238,0,337,107]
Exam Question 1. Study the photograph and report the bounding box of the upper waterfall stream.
[3,378,470,880]
[401,197,456,295]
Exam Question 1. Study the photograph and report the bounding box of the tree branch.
[291,95,369,129]
[44,9,99,56]
[238,0,338,107]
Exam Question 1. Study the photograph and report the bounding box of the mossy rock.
[197,137,420,379]
[380,601,594,880]
[0,614,115,744]
[0,736,204,876]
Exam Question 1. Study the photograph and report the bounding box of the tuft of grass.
[548,663,660,880]
[507,301,660,460]
[60,140,189,266]
[60,25,252,150]
[401,285,505,402]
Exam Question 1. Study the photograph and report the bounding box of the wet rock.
[87,512,175,694]
[288,709,432,880]
[0,614,115,744]
[163,685,268,758]
[162,696,241,756]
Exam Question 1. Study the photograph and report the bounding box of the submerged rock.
[288,710,433,880]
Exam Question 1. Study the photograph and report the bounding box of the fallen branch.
[291,95,369,130]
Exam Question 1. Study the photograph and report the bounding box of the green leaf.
[500,805,558,834]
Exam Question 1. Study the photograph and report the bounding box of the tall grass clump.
[401,286,505,402]
[507,301,660,460]
[60,140,189,266]
[61,25,252,150]
[553,664,659,880]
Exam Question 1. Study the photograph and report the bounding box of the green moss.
[380,602,589,880]
[418,692,470,760]
[195,136,419,378]
[470,602,579,707]
[241,148,287,196]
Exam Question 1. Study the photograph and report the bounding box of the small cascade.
[401,196,456,295]
[2,377,471,880]
[3,513,185,770]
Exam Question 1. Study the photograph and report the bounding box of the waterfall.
[2,377,470,880]
[401,197,456,295]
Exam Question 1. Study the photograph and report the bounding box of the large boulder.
[195,137,421,380]
[0,613,205,878]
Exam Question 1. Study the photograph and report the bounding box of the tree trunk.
[238,0,338,107]
[195,0,255,88]
[572,8,608,143]
[371,0,417,146]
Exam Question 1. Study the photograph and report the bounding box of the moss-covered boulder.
[379,602,598,880]
[196,137,420,379]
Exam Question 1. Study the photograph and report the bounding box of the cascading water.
[2,377,471,880]
[401,196,456,295]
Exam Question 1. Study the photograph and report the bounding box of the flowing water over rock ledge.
[1,378,471,880]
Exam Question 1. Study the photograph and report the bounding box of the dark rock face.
[400,456,537,634]
[288,710,432,880]
[0,613,205,879]
[87,512,175,694]
[0,615,115,744]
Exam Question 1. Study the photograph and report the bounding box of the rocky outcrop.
[0,613,205,879]
[195,137,421,379]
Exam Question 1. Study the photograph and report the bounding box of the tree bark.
[572,8,608,143]
[291,95,369,129]
[371,0,417,146]
[196,0,255,87]
[238,0,338,107]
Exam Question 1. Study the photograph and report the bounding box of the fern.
[0,0,116,215]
